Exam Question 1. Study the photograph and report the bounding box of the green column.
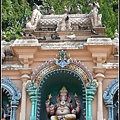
[26,81,38,120]
[27,89,37,120]
[86,79,98,120]
[86,88,96,120]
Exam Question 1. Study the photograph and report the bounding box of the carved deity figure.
[26,3,43,29]
[89,2,101,27]
[56,15,72,31]
[45,86,80,120]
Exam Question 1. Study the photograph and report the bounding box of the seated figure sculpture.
[45,86,80,120]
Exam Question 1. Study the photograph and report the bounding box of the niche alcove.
[36,68,86,120]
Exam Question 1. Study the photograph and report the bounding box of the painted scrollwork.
[86,79,98,89]
[26,80,38,90]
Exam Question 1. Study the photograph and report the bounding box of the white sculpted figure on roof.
[89,2,102,27]
[56,14,72,31]
[26,3,43,29]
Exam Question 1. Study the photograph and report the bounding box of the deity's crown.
[60,86,68,93]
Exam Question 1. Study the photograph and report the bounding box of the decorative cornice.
[2,64,23,70]
[102,63,119,69]
[40,41,84,50]
[11,39,39,46]
[84,38,112,45]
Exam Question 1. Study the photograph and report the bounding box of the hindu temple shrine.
[1,1,119,120]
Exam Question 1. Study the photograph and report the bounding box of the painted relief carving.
[86,79,98,89]
[45,86,80,120]
[54,50,71,68]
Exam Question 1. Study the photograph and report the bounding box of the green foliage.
[99,0,118,38]
[2,0,31,41]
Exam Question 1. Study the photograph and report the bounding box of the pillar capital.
[86,89,97,100]
[19,68,32,75]
[26,80,38,90]
[93,67,106,74]
[27,89,37,101]
[11,100,19,108]
[21,74,30,82]
[94,73,105,82]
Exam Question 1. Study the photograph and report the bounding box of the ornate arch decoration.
[103,77,118,104]
[103,77,118,120]
[31,50,93,84]
[29,50,95,120]
[1,76,21,120]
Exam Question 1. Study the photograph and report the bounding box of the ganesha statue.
[45,86,80,120]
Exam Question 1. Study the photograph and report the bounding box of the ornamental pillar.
[86,79,98,120]
[10,101,19,120]
[19,68,32,120]
[94,71,105,120]
[106,104,114,120]
[26,81,38,120]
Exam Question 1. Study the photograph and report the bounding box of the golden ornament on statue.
[74,93,78,100]
[60,86,68,93]
[48,94,52,100]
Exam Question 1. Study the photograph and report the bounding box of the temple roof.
[39,14,90,24]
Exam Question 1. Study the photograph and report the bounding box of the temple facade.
[1,2,118,120]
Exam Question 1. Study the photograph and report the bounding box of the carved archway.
[1,76,21,120]
[103,77,119,120]
[27,50,97,120]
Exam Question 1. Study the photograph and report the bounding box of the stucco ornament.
[45,86,80,120]
[86,79,98,89]
[54,50,71,68]
[89,2,102,27]
[26,80,38,90]
[26,3,43,29]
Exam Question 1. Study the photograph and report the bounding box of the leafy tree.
[98,0,118,38]
[2,0,32,41]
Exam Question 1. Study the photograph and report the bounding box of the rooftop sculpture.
[25,2,102,31]
[89,2,102,27]
[26,3,43,29]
